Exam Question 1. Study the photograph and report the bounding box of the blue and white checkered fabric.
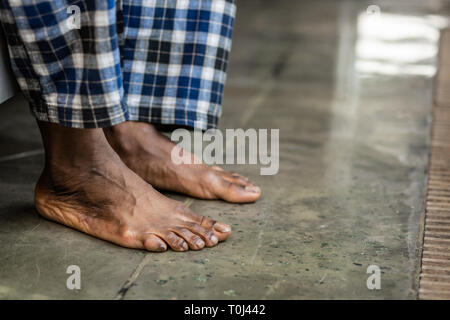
[0,0,236,129]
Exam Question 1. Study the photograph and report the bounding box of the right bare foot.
[34,122,231,252]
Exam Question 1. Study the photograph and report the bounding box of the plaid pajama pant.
[0,0,236,129]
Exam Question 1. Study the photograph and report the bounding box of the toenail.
[210,234,218,244]
[245,185,261,193]
[181,241,188,250]
[195,238,204,247]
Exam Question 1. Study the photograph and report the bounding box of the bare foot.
[34,122,231,252]
[104,122,261,203]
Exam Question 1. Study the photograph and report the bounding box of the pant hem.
[30,100,130,129]
[29,101,219,130]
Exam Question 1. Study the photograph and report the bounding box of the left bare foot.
[104,122,261,203]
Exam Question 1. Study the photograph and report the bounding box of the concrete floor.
[1,0,449,299]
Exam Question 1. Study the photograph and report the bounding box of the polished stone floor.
[1,0,449,299]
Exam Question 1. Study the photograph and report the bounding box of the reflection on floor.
[1,0,449,299]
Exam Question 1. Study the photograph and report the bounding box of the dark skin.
[104,121,261,203]
[34,121,261,252]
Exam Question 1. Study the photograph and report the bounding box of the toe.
[219,171,252,187]
[200,217,232,242]
[231,173,251,185]
[214,168,257,189]
[176,205,230,243]
[173,227,205,250]
[163,231,189,252]
[215,178,261,203]
[185,222,219,247]
[143,234,167,252]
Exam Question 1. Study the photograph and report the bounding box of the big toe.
[143,234,167,252]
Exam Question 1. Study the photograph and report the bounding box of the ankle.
[37,121,116,171]
[104,122,151,154]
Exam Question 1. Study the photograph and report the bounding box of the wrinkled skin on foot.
[104,122,262,203]
[35,122,231,252]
